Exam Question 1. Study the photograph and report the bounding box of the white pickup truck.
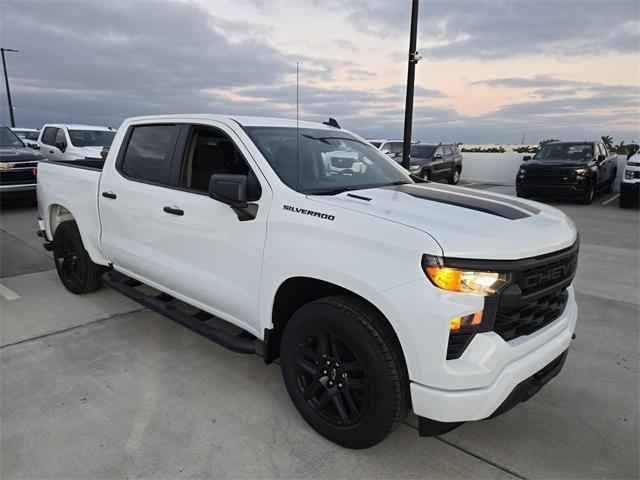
[37,114,579,448]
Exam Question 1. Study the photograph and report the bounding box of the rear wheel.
[448,167,461,185]
[53,221,106,294]
[280,295,409,449]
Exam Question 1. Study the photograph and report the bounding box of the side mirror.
[523,155,531,161]
[434,153,443,159]
[209,174,248,208]
[597,154,606,162]
[28,142,40,150]
[55,141,66,152]
[381,149,390,155]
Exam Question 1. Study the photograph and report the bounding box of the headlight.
[409,164,421,172]
[626,170,634,179]
[575,168,589,175]
[518,168,526,175]
[422,256,509,296]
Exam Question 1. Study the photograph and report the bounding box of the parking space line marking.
[462,182,477,186]
[0,283,20,300]
[601,193,619,205]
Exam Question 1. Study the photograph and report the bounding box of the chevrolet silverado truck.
[37,115,579,448]
[1,125,45,199]
[516,140,617,204]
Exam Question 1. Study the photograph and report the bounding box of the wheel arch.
[263,276,407,373]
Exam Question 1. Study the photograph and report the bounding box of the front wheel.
[448,167,461,185]
[53,221,106,294]
[280,296,409,449]
[580,181,595,204]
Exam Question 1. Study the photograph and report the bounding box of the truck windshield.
[68,130,116,147]
[244,127,412,194]
[411,145,437,158]
[534,143,593,161]
[0,126,25,147]
[14,130,39,141]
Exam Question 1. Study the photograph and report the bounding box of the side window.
[41,127,57,146]
[599,143,607,156]
[54,129,66,148]
[179,126,261,200]
[120,125,177,184]
[381,142,391,153]
[435,147,444,157]
[443,146,453,155]
[390,142,403,155]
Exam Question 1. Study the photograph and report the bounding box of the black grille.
[0,167,37,185]
[445,241,578,359]
[494,289,569,341]
[525,169,576,185]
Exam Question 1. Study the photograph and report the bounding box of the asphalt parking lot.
[1,185,638,479]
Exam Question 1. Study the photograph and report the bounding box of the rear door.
[431,146,446,179]
[441,145,455,178]
[99,123,181,283]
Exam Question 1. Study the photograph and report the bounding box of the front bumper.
[516,182,588,198]
[0,183,37,194]
[409,288,577,424]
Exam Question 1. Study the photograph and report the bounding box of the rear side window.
[443,146,453,155]
[41,127,57,146]
[120,125,177,184]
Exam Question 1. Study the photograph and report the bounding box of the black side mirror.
[28,142,40,150]
[434,153,443,159]
[209,173,248,207]
[55,141,66,152]
[597,154,606,162]
[523,155,531,161]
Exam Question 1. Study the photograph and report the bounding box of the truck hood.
[523,159,592,168]
[310,183,577,260]
[0,147,46,162]
[69,146,103,158]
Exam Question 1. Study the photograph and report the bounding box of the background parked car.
[406,143,463,184]
[0,125,45,199]
[516,140,617,204]
[11,128,40,148]
[37,124,116,161]
[367,138,404,158]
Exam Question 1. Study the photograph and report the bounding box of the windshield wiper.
[380,180,412,187]
[302,187,353,196]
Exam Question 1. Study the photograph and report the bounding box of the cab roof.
[125,114,341,131]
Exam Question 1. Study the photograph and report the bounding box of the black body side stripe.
[385,184,533,220]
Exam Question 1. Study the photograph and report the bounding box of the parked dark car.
[0,125,46,200]
[516,141,618,204]
[405,143,463,184]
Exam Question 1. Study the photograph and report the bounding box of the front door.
[99,121,269,335]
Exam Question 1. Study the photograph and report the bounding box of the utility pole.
[402,0,421,170]
[1,47,18,128]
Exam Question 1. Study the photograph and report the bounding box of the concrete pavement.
[1,190,638,479]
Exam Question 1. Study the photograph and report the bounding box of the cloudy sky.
[1,0,638,143]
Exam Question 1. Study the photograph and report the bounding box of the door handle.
[102,191,117,199]
[49,150,54,154]
[163,206,184,216]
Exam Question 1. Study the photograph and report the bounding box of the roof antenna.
[296,61,300,191]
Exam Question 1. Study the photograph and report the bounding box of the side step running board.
[103,270,256,354]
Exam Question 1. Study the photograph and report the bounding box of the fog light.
[450,311,483,331]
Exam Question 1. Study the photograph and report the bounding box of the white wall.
[460,153,628,192]
[459,152,525,184]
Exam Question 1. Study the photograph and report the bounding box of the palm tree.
[601,135,614,150]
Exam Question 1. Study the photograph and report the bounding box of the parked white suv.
[368,138,404,158]
[37,114,578,448]
[37,124,116,161]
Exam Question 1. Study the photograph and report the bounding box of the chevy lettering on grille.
[522,258,577,291]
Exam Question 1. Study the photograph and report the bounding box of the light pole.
[402,0,421,170]
[1,47,18,128]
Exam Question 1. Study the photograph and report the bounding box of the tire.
[280,295,409,449]
[580,180,595,205]
[53,221,106,294]
[448,167,461,185]
[619,190,633,208]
